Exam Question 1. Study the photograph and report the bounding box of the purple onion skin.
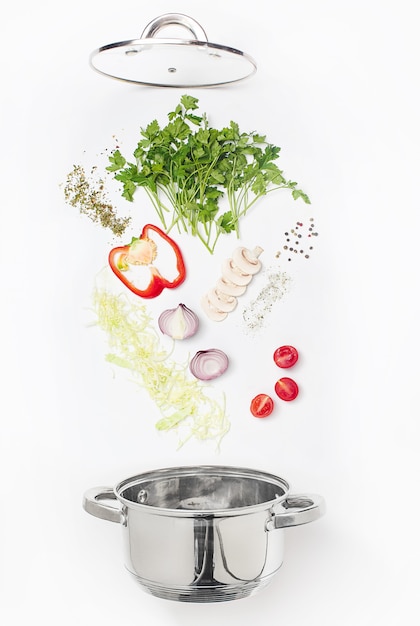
[158,303,199,340]
[189,349,229,380]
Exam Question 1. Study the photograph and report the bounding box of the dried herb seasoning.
[63,164,130,236]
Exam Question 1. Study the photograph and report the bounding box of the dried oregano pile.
[63,164,131,236]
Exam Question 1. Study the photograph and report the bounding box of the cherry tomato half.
[273,345,299,368]
[274,377,299,401]
[250,394,274,418]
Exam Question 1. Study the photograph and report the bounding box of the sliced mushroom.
[206,287,238,313]
[200,295,228,322]
[201,245,264,322]
[232,246,263,275]
[216,276,247,297]
[221,258,253,286]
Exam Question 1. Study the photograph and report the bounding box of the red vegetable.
[273,345,299,368]
[108,223,186,298]
[274,377,299,401]
[250,394,274,418]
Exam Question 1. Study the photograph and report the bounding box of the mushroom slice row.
[201,246,263,321]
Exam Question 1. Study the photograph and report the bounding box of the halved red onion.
[189,349,229,381]
[158,303,199,340]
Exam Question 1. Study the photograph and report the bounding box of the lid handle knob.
[140,13,208,42]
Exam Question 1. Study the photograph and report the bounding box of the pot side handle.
[266,494,326,531]
[83,487,125,525]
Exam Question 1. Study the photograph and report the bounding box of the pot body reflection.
[123,506,284,601]
[83,465,325,602]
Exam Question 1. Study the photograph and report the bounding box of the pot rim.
[113,464,291,517]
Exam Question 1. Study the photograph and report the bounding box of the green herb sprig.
[107,95,310,253]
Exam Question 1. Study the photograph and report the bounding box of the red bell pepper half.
[108,223,186,298]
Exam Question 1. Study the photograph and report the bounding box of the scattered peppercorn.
[275,218,319,261]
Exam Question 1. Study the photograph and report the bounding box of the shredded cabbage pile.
[92,288,230,447]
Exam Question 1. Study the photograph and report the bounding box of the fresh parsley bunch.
[107,95,310,254]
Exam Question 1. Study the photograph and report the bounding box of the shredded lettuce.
[92,288,230,447]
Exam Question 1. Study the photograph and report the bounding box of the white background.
[1,1,419,624]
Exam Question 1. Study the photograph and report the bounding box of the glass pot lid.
[89,13,257,87]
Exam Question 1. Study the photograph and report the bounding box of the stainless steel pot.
[83,465,325,602]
